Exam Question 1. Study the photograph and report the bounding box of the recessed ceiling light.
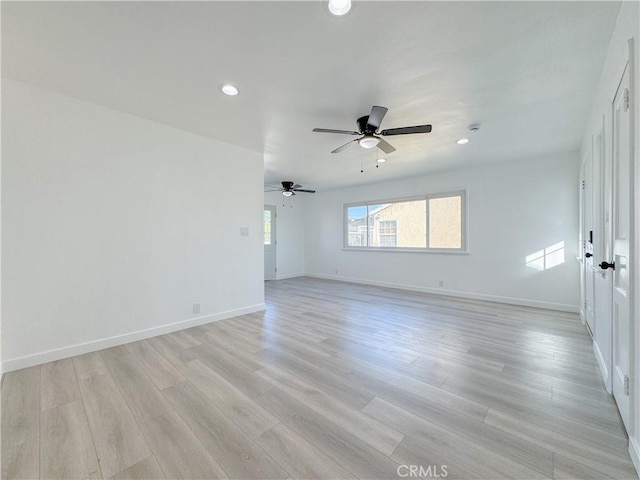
[456,138,469,145]
[377,158,387,163]
[220,84,239,96]
[328,0,351,16]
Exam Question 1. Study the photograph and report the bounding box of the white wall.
[579,0,640,472]
[305,152,580,311]
[263,191,306,279]
[2,79,265,371]
[1,9,3,376]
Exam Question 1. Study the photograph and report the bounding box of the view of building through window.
[428,196,462,249]
[345,192,465,250]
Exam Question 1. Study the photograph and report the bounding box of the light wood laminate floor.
[2,277,637,479]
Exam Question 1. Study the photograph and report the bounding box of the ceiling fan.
[265,181,316,197]
[313,106,432,154]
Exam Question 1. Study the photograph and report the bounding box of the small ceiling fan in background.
[265,181,316,197]
[313,105,432,154]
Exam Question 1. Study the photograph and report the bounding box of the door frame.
[628,34,640,464]
[581,149,596,336]
[579,162,586,324]
[264,204,277,281]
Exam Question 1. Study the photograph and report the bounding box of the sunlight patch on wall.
[526,241,565,271]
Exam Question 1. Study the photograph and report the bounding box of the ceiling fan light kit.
[313,105,432,155]
[359,135,380,149]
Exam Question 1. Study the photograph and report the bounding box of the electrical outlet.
[240,227,249,237]
[438,280,444,287]
[335,269,338,275]
[193,303,200,314]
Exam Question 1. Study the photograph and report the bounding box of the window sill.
[342,247,470,254]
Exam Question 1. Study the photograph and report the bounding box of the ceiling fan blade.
[377,138,396,154]
[292,184,302,189]
[293,189,316,193]
[331,139,358,154]
[367,106,388,130]
[264,188,284,192]
[380,124,432,136]
[313,128,360,135]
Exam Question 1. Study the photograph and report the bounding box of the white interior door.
[264,205,277,281]
[610,62,631,430]
[593,116,613,393]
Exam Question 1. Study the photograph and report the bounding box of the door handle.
[599,261,615,270]
[585,253,593,258]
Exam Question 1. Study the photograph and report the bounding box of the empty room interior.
[2,1,640,479]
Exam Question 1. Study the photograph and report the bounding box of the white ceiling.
[2,1,621,191]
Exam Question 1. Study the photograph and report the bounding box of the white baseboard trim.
[276,272,305,280]
[593,340,612,393]
[2,303,266,373]
[629,436,640,478]
[305,274,579,313]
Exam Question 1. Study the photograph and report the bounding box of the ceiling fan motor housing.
[357,115,376,134]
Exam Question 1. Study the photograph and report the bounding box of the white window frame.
[343,190,468,253]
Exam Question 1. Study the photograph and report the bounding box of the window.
[344,191,466,251]
[263,209,272,245]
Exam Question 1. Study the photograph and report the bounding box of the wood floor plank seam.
[255,421,358,480]
[253,423,338,480]
[73,353,151,478]
[256,385,405,480]
[109,455,168,479]
[372,399,553,478]
[137,409,230,479]
[364,394,556,478]
[255,364,406,456]
[182,359,281,440]
[160,380,289,479]
[100,349,173,425]
[71,357,106,480]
